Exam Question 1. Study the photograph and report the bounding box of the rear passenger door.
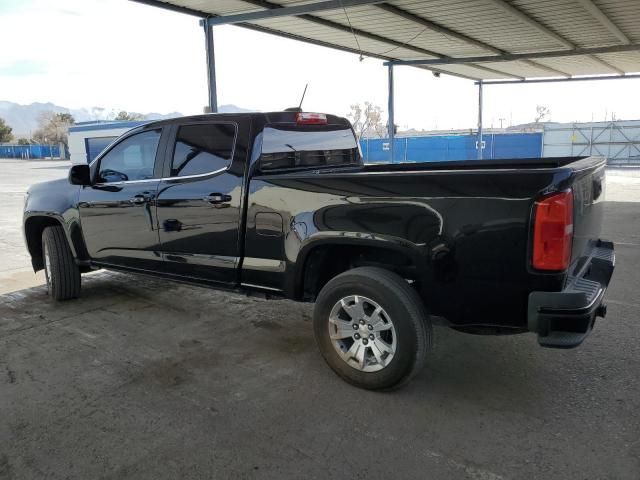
[155,119,249,284]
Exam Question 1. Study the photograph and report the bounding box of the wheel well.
[24,217,63,271]
[300,244,417,301]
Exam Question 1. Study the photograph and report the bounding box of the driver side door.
[78,127,168,271]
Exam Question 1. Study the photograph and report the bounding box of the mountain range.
[0,101,252,137]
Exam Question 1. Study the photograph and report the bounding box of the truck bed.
[247,155,607,330]
[362,156,590,172]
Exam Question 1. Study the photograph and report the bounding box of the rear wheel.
[313,267,431,390]
[42,225,81,300]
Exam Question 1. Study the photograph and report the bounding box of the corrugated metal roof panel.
[167,0,248,15]
[510,0,619,46]
[596,52,640,72]
[308,9,490,57]
[596,0,640,42]
[136,0,640,80]
[392,0,565,52]
[532,54,616,75]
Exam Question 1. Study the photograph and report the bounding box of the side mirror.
[68,164,91,186]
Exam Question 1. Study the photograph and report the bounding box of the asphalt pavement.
[0,159,639,479]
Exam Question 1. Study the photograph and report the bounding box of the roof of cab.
[139,111,351,130]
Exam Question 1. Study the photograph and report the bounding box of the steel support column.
[388,64,395,163]
[477,79,484,160]
[201,18,218,113]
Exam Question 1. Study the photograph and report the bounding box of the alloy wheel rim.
[328,295,397,372]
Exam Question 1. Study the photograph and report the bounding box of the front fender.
[23,179,88,269]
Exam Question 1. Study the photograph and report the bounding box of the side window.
[171,123,236,177]
[97,130,161,183]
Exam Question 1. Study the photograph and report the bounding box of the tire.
[313,267,431,390]
[42,225,81,301]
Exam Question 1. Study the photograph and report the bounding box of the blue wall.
[0,144,61,159]
[361,133,543,163]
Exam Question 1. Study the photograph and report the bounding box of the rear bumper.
[528,240,615,349]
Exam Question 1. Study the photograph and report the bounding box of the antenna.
[284,84,309,112]
[298,83,308,110]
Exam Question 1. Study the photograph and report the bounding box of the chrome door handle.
[203,193,231,204]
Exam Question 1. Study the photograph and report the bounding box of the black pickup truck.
[23,111,614,389]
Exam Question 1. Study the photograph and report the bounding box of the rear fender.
[287,233,427,299]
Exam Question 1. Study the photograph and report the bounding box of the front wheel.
[42,225,81,301]
[313,267,431,390]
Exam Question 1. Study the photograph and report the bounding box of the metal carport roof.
[131,0,640,161]
[133,0,640,81]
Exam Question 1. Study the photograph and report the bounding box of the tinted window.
[97,130,161,183]
[171,123,236,177]
[260,125,360,171]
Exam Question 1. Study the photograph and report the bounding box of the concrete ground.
[0,159,69,294]
[1,159,639,479]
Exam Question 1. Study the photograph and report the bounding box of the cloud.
[55,8,82,16]
[1,0,639,128]
[0,0,32,14]
[0,60,48,76]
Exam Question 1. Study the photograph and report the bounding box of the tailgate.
[569,156,607,267]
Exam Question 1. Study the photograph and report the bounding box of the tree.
[347,102,387,139]
[17,138,31,145]
[534,105,551,123]
[32,111,75,148]
[0,117,13,143]
[114,110,145,121]
[57,112,75,124]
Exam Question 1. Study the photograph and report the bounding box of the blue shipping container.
[361,133,542,163]
[0,144,61,159]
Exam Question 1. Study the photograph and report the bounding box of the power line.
[337,0,364,61]
[378,26,429,56]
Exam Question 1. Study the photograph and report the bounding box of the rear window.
[260,125,360,171]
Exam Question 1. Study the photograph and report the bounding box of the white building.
[543,120,640,165]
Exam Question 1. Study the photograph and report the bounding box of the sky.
[1,0,639,131]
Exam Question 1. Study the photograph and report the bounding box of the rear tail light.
[296,112,327,125]
[532,190,573,271]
